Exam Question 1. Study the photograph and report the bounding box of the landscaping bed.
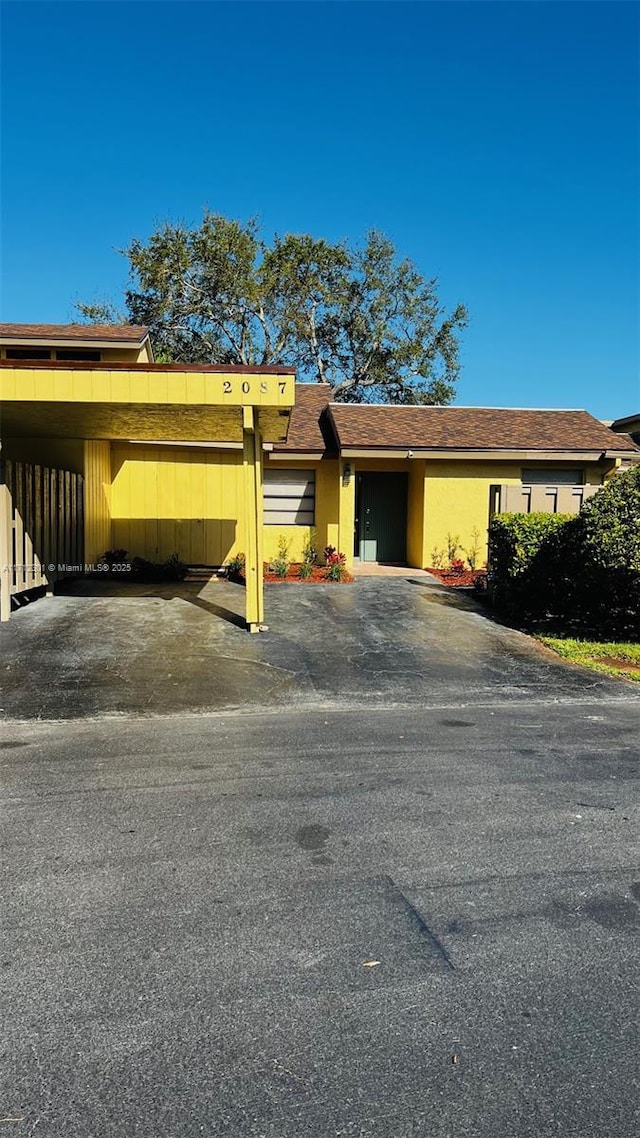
[264,562,354,584]
[233,562,354,585]
[426,567,486,589]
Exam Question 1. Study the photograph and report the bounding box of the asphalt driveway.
[0,575,636,719]
[2,576,639,1137]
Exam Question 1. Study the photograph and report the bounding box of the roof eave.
[0,335,148,350]
[339,447,614,461]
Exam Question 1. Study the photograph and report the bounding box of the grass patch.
[540,637,640,682]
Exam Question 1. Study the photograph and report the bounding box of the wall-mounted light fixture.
[407,450,414,459]
[342,462,352,486]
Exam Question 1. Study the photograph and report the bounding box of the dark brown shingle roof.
[275,383,335,453]
[326,405,638,453]
[0,323,149,343]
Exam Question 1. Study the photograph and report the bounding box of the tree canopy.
[78,212,468,404]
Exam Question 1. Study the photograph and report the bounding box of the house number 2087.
[222,380,288,395]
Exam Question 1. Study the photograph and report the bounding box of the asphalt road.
[1,580,639,1136]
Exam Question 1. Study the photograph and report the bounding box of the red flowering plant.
[324,546,347,581]
[449,558,465,576]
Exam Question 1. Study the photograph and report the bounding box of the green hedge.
[488,466,640,639]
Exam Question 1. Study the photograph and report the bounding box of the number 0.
[242,381,250,393]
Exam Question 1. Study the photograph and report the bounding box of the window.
[5,348,52,360]
[264,469,315,525]
[521,468,584,485]
[55,349,101,361]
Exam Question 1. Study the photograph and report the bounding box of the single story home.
[1,323,638,628]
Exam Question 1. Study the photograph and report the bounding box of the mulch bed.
[593,655,640,675]
[426,567,486,589]
[236,563,354,585]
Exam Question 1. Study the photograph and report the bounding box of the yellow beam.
[242,406,265,633]
[0,366,295,409]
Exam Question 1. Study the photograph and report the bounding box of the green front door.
[355,472,408,563]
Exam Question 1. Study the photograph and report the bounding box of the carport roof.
[0,360,296,444]
[326,404,639,456]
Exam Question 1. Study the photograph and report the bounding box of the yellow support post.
[242,406,265,633]
[338,459,356,571]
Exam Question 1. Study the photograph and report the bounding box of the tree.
[78,212,468,403]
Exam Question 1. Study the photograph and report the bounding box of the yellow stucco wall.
[84,440,112,564]
[407,460,426,568]
[422,461,522,568]
[422,460,605,568]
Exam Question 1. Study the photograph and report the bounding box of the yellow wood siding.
[0,367,294,408]
[84,440,112,564]
[110,444,244,565]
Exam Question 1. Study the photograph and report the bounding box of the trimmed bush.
[488,467,640,638]
[489,512,571,580]
[578,465,640,572]
[488,512,571,619]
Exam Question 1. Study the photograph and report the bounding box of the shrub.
[489,512,571,581]
[324,547,347,581]
[129,553,187,582]
[564,467,640,637]
[101,548,129,566]
[464,527,483,571]
[449,558,465,576]
[488,467,640,638]
[298,560,313,579]
[578,466,640,572]
[446,533,460,566]
[162,553,188,581]
[271,535,291,579]
[225,552,245,579]
[302,528,318,566]
[430,547,446,570]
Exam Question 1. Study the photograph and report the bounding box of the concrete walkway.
[1,575,636,720]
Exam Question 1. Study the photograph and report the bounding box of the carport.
[0,360,295,631]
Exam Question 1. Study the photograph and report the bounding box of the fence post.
[0,466,13,622]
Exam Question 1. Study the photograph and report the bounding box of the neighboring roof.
[326,405,638,454]
[275,382,336,454]
[0,323,149,344]
[611,412,640,432]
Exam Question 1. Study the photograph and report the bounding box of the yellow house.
[1,323,638,628]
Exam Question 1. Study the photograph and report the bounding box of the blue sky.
[1,0,638,418]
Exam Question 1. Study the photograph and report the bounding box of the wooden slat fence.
[0,459,84,622]
[492,482,600,516]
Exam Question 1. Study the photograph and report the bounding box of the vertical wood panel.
[0,476,12,622]
[13,463,26,591]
